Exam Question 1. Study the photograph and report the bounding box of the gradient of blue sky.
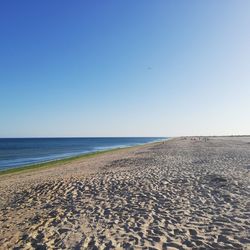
[0,1,249,137]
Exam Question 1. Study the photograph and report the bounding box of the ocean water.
[0,137,166,171]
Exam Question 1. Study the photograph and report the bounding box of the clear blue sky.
[0,1,249,137]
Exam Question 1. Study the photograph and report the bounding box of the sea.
[0,137,166,171]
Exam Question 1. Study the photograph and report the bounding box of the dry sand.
[0,137,249,249]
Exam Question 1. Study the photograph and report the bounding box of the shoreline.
[0,136,249,249]
[0,139,167,176]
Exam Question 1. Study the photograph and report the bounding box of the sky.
[0,1,249,137]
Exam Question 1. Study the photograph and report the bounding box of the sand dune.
[0,137,249,249]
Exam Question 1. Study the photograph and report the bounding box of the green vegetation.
[0,141,162,177]
[0,147,123,176]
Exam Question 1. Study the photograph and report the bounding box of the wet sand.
[0,137,249,249]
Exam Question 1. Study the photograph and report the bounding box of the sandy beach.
[0,137,249,249]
